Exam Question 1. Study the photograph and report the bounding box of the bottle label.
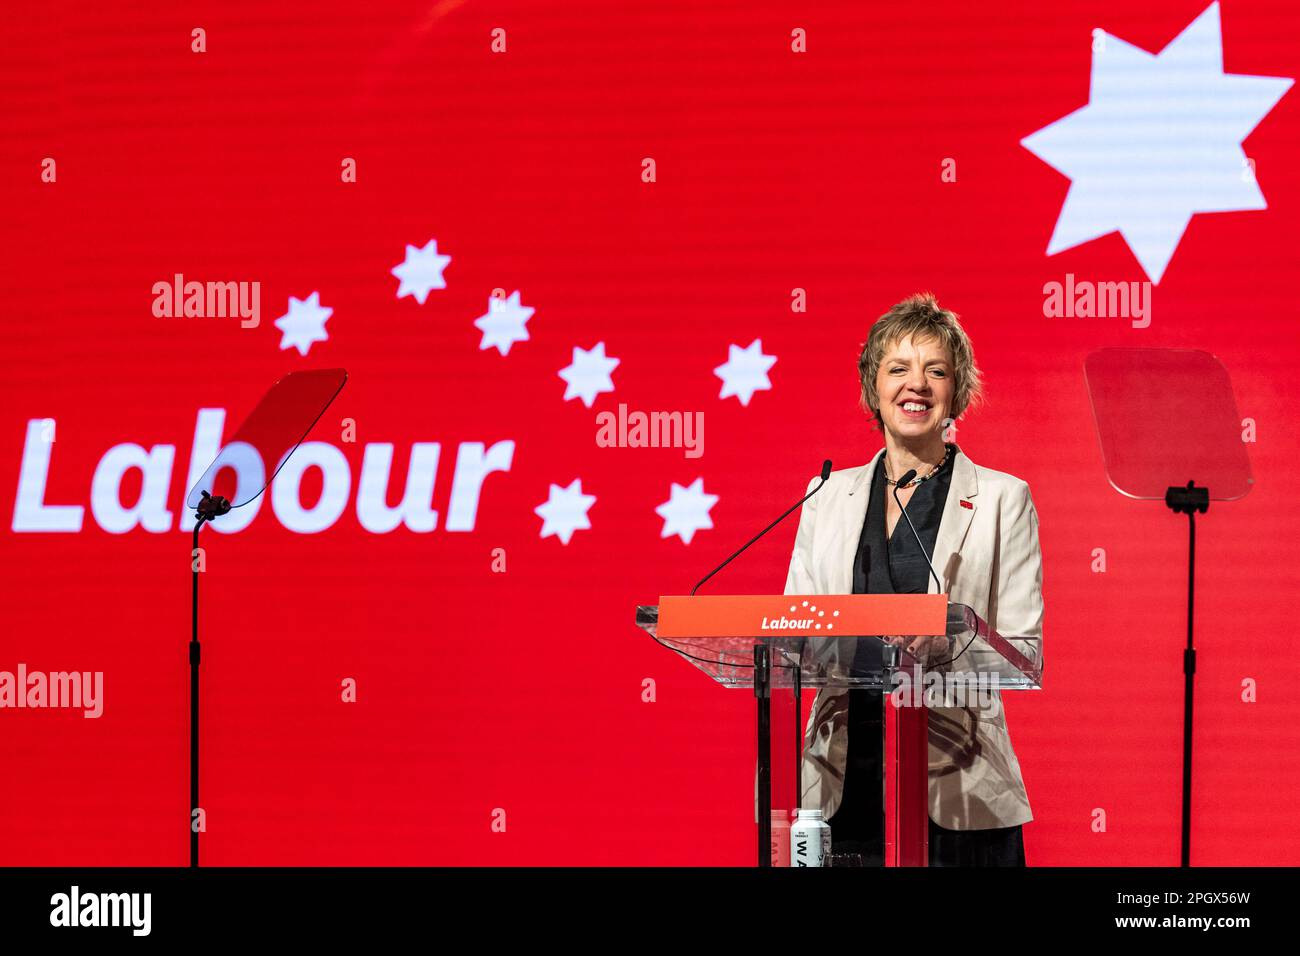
[791,824,827,867]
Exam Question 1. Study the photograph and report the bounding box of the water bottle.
[790,808,831,866]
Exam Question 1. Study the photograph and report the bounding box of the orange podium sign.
[655,593,947,639]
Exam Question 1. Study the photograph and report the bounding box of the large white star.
[474,291,534,355]
[655,478,719,545]
[391,239,452,304]
[274,292,332,356]
[558,342,620,407]
[714,339,776,405]
[535,479,596,544]
[1021,1,1292,283]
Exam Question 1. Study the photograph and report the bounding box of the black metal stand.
[755,642,771,868]
[793,654,802,817]
[190,491,230,869]
[1166,481,1208,868]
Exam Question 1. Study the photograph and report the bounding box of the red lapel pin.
[960,500,974,510]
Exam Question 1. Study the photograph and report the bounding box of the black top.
[853,444,957,596]
[831,445,958,850]
[844,445,956,681]
[833,446,1024,857]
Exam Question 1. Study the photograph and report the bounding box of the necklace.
[884,443,953,488]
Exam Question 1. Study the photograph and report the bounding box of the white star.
[1020,1,1292,283]
[714,339,776,405]
[535,479,596,545]
[558,342,620,407]
[474,291,534,355]
[655,477,719,545]
[274,292,332,356]
[391,239,452,304]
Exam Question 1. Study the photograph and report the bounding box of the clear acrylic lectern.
[634,594,1041,866]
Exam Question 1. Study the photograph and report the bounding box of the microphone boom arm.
[691,460,832,595]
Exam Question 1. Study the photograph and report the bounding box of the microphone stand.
[1166,481,1208,868]
[891,474,943,595]
[190,490,230,868]
[691,461,831,866]
[690,464,831,596]
[892,462,975,668]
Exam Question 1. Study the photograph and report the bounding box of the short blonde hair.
[858,292,983,431]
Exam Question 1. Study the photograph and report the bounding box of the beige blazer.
[786,446,1044,831]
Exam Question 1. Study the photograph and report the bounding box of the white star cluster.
[264,232,788,548]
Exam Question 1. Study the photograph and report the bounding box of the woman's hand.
[883,633,949,663]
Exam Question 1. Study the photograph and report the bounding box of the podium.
[634,594,1041,866]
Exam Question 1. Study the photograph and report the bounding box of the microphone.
[691,460,832,595]
[892,469,943,595]
[892,468,978,668]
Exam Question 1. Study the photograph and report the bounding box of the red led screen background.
[1,0,1298,865]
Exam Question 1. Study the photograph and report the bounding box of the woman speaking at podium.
[785,292,1045,866]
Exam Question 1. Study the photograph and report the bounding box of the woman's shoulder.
[829,460,876,482]
[826,451,885,494]
[963,452,1034,498]
[803,462,871,499]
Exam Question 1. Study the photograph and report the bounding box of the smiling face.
[873,334,955,442]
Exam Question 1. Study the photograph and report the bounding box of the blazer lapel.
[929,447,979,594]
[825,447,977,596]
